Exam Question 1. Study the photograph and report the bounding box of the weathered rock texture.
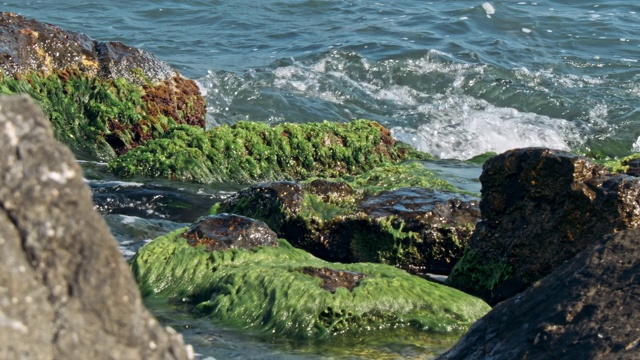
[447,147,640,304]
[0,95,191,359]
[0,11,171,83]
[183,213,278,252]
[438,228,640,360]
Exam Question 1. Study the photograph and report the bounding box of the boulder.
[447,147,640,304]
[183,213,278,251]
[130,228,491,339]
[213,162,479,274]
[0,12,206,159]
[0,95,191,359]
[438,228,640,360]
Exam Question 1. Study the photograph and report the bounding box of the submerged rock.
[447,147,640,304]
[0,12,206,160]
[131,228,490,339]
[183,213,278,251]
[438,229,640,360]
[213,162,479,275]
[0,95,191,359]
[109,120,430,183]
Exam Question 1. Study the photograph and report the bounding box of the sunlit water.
[6,1,640,358]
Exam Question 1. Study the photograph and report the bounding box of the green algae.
[131,229,490,339]
[0,70,145,159]
[0,69,204,160]
[602,153,640,174]
[343,161,457,194]
[445,247,514,298]
[109,120,432,183]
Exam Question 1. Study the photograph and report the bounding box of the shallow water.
[5,1,640,358]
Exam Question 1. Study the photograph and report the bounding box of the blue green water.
[5,1,640,358]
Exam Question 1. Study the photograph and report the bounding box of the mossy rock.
[130,229,490,339]
[109,120,432,183]
[212,163,479,274]
[0,70,205,160]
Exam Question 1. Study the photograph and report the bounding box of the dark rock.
[0,12,172,84]
[183,214,278,252]
[215,181,305,233]
[447,147,640,304]
[327,188,480,274]
[299,267,365,293]
[438,228,640,360]
[0,95,191,359]
[304,179,354,202]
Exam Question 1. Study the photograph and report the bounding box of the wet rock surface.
[438,228,640,360]
[447,147,640,304]
[183,214,278,251]
[0,95,191,359]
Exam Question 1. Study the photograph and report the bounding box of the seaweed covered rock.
[447,147,640,305]
[0,95,191,359]
[439,229,640,360]
[0,12,205,159]
[130,228,490,339]
[213,162,479,274]
[109,120,430,183]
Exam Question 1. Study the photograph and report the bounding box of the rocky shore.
[2,12,640,359]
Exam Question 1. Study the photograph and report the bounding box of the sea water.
[5,1,640,358]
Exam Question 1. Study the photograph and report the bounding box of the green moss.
[445,248,513,298]
[466,152,498,165]
[110,119,430,183]
[344,161,457,194]
[130,229,490,339]
[602,153,640,174]
[0,69,205,160]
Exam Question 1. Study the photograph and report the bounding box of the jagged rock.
[214,169,479,275]
[183,213,278,251]
[0,12,206,159]
[447,147,640,305]
[0,95,191,359]
[438,229,640,360]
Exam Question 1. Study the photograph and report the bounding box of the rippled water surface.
[5,1,640,358]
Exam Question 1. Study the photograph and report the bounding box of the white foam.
[391,96,579,160]
[482,2,495,17]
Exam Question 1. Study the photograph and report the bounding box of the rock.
[438,229,640,360]
[130,228,491,339]
[339,187,479,274]
[183,213,278,251]
[447,147,640,305]
[0,11,171,83]
[0,95,191,359]
[0,12,206,159]
[213,163,478,275]
[109,120,429,183]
